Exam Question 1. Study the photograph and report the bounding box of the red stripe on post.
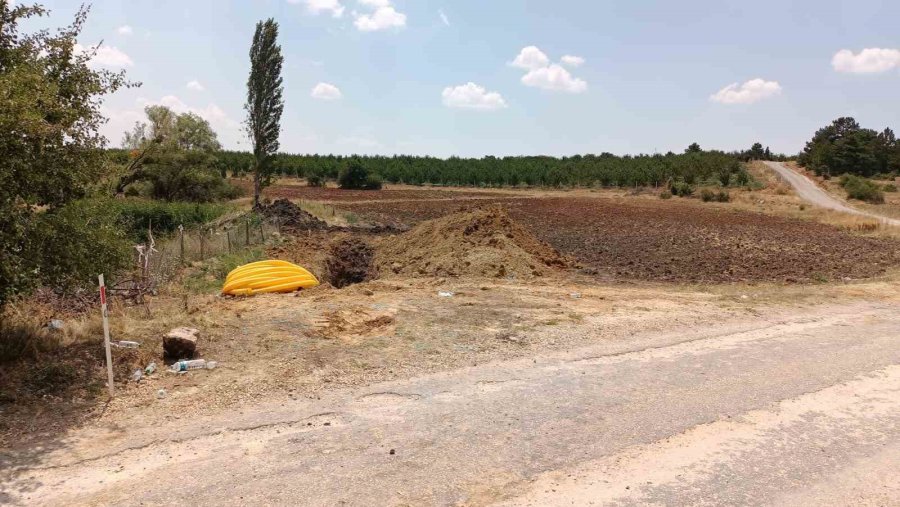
[100,285,107,306]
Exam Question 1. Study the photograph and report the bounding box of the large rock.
[163,327,199,359]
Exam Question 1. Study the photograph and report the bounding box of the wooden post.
[226,230,232,254]
[98,274,115,398]
[259,221,266,242]
[200,230,205,260]
[245,218,250,246]
[179,225,185,266]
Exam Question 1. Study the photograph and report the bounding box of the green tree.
[685,143,702,153]
[748,142,765,160]
[245,18,284,208]
[0,3,131,309]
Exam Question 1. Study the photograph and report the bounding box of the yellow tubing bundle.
[223,260,319,296]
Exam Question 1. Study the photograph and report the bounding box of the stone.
[163,327,199,359]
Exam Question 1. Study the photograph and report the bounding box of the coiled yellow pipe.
[223,260,319,296]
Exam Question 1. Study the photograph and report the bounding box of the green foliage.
[214,150,747,189]
[840,174,885,204]
[882,183,897,193]
[669,180,694,197]
[0,4,132,309]
[102,199,233,241]
[799,118,899,177]
[701,189,731,202]
[338,160,383,190]
[132,149,241,202]
[306,172,327,187]
[659,191,673,200]
[184,247,265,293]
[33,200,133,291]
[245,18,285,207]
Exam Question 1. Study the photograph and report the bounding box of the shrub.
[338,160,383,190]
[715,190,731,202]
[700,189,715,202]
[33,200,133,294]
[307,173,327,187]
[669,180,694,197]
[883,183,897,192]
[659,191,673,200]
[840,174,885,204]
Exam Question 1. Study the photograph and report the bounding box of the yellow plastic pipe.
[223,260,319,296]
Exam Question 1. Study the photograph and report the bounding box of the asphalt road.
[763,160,900,227]
[4,302,900,506]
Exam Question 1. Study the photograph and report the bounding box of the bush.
[840,175,885,204]
[659,191,673,200]
[883,183,897,192]
[306,173,327,187]
[669,180,694,197]
[338,160,383,190]
[33,200,133,293]
[700,189,715,202]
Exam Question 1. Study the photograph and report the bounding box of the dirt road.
[763,161,900,226]
[3,301,899,506]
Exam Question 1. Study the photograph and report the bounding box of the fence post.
[98,274,115,398]
[199,229,206,260]
[259,221,266,242]
[245,218,250,246]
[179,225,185,266]
[226,230,232,254]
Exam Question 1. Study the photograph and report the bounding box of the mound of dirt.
[258,199,328,230]
[377,205,573,278]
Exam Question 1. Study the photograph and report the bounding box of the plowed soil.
[339,196,900,283]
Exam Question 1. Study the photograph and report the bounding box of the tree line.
[799,117,900,177]
[209,149,753,188]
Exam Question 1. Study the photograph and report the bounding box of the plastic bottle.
[116,341,141,349]
[169,359,207,372]
[205,361,218,370]
[131,369,143,382]
[144,362,157,375]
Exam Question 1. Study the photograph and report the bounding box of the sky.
[23,0,900,157]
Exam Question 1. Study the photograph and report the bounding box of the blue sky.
[27,0,900,156]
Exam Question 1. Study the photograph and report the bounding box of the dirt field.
[337,195,899,283]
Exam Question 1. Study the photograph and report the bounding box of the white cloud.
[116,25,133,35]
[710,78,782,105]
[311,82,343,100]
[295,0,345,18]
[353,0,407,32]
[510,46,550,71]
[510,46,589,94]
[561,55,585,67]
[73,43,134,68]
[186,80,205,91]
[521,64,587,93]
[832,48,900,74]
[438,9,450,26]
[442,82,507,110]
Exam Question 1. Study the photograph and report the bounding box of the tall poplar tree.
[244,18,284,208]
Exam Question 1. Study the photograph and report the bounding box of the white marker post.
[99,274,115,397]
